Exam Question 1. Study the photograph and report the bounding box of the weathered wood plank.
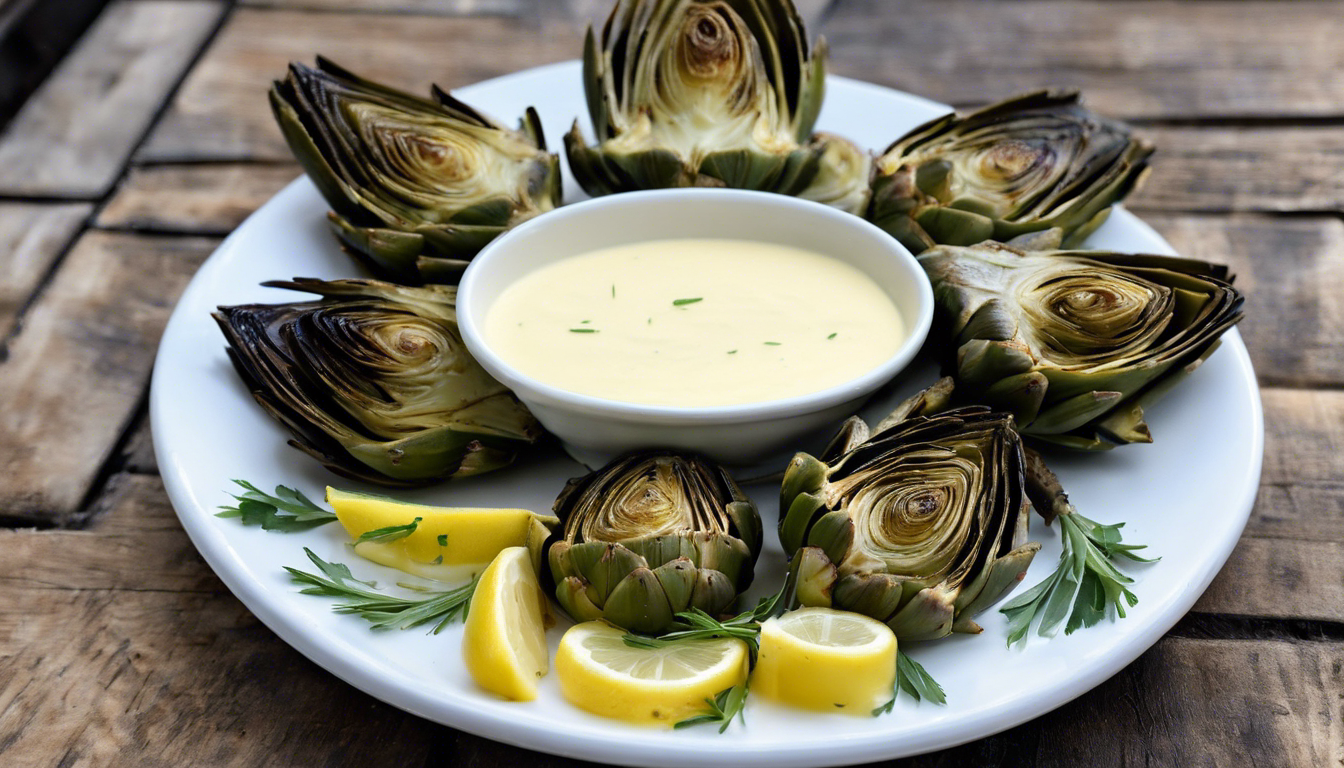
[138,8,585,163]
[1032,637,1344,767]
[1144,214,1344,389]
[96,163,300,235]
[0,485,446,767]
[1132,127,1344,214]
[1254,388,1344,544]
[824,0,1344,120]
[122,416,157,475]
[0,232,217,526]
[0,203,90,338]
[0,0,227,197]
[1195,538,1344,623]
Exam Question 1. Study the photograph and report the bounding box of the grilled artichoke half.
[545,451,764,634]
[214,278,543,486]
[868,90,1153,254]
[270,58,561,284]
[919,242,1245,450]
[565,0,870,213]
[779,398,1040,641]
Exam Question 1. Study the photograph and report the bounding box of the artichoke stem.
[1022,447,1076,526]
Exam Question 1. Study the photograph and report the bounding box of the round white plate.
[152,61,1263,767]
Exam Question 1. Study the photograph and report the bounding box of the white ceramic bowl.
[457,189,933,467]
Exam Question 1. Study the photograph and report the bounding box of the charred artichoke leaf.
[919,242,1244,449]
[270,58,560,283]
[779,403,1040,641]
[544,451,763,634]
[869,90,1153,254]
[214,278,542,486]
[567,0,866,208]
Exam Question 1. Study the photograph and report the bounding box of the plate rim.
[151,60,1264,767]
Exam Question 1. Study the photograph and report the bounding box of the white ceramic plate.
[152,61,1263,767]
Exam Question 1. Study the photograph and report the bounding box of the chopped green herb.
[216,479,336,532]
[437,534,448,547]
[727,350,737,355]
[357,517,421,544]
[581,319,591,324]
[827,332,838,340]
[763,341,782,346]
[672,298,703,307]
[570,328,598,334]
[611,284,616,298]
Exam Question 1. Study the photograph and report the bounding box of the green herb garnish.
[727,350,737,354]
[216,479,336,532]
[286,548,475,633]
[570,328,598,333]
[827,332,837,340]
[873,650,946,714]
[357,517,421,544]
[672,298,703,306]
[763,341,781,346]
[437,534,448,547]
[676,681,749,733]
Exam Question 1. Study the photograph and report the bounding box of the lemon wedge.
[751,607,897,714]
[326,486,558,580]
[555,621,749,725]
[462,546,550,701]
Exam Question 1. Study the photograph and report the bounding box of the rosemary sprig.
[286,547,475,633]
[216,479,336,532]
[622,577,792,664]
[1001,449,1156,646]
[873,650,946,714]
[675,681,749,733]
[1000,511,1155,645]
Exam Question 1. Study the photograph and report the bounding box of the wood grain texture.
[0,232,217,526]
[0,203,90,338]
[1032,637,1344,768]
[0,0,226,197]
[138,8,585,163]
[1195,538,1344,622]
[0,481,446,768]
[1248,388,1344,544]
[823,0,1344,120]
[97,163,301,235]
[1132,127,1344,214]
[1144,214,1344,389]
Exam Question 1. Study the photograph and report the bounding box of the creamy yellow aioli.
[484,239,906,407]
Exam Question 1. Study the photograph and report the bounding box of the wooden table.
[1,1,1340,765]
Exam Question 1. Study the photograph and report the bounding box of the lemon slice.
[751,607,897,714]
[555,621,749,725]
[326,486,558,580]
[462,546,550,701]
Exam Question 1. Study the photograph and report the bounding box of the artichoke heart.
[919,242,1245,449]
[869,90,1153,254]
[214,278,543,486]
[544,451,764,634]
[779,399,1040,641]
[566,0,869,213]
[270,58,561,284]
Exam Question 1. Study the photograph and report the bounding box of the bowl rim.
[457,188,934,424]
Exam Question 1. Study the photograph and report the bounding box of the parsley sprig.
[217,480,336,532]
[286,547,475,633]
